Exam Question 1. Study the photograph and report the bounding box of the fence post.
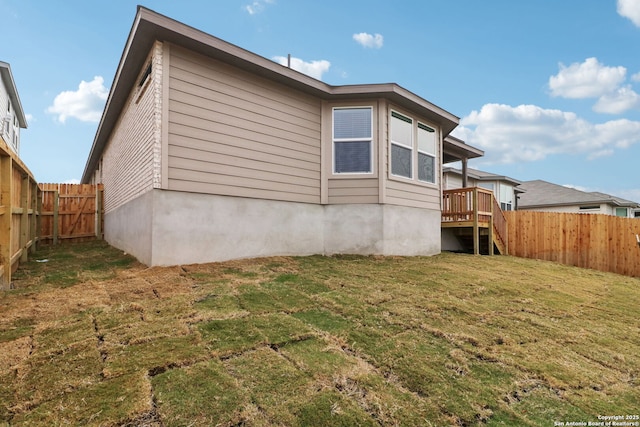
[20,175,29,262]
[53,190,59,245]
[0,155,12,289]
[29,180,38,254]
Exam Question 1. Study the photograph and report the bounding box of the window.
[390,111,413,178]
[615,207,628,217]
[417,122,436,183]
[139,62,152,87]
[390,110,438,184]
[333,107,373,174]
[499,184,514,211]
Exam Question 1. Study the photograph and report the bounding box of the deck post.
[488,194,494,256]
[473,187,479,255]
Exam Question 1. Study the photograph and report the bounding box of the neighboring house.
[0,61,28,155]
[443,167,523,211]
[81,7,482,266]
[517,180,640,218]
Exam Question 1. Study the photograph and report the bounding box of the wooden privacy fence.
[505,210,640,277]
[39,183,104,245]
[0,138,39,289]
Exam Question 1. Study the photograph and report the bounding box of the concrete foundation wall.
[150,190,325,266]
[382,205,441,256]
[104,189,442,266]
[104,190,154,265]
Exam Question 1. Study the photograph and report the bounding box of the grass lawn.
[1,240,638,426]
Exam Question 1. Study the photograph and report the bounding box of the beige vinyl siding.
[327,178,379,204]
[382,105,441,210]
[101,43,162,213]
[385,179,441,209]
[167,46,322,204]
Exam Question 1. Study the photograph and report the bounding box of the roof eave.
[442,138,484,164]
[520,200,640,209]
[81,6,469,182]
[0,61,28,128]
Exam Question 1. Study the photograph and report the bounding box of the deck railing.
[442,187,508,254]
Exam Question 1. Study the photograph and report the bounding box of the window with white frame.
[390,110,438,184]
[615,207,628,217]
[390,111,413,178]
[333,107,373,174]
[417,122,436,183]
[499,184,514,211]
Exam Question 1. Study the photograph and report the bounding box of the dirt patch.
[2,280,111,325]
[0,336,32,373]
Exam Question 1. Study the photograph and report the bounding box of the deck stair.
[442,187,508,255]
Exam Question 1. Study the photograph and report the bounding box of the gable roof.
[517,180,639,209]
[442,136,484,163]
[0,61,28,128]
[443,166,521,187]
[82,6,479,183]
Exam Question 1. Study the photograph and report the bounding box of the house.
[81,6,482,266]
[443,167,523,211]
[0,61,28,155]
[517,180,640,217]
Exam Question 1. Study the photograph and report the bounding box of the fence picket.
[505,211,640,277]
[39,183,104,244]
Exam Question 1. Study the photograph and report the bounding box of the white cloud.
[593,85,640,114]
[353,32,384,49]
[549,57,640,114]
[615,188,640,203]
[25,113,34,123]
[272,56,330,80]
[245,0,274,15]
[63,178,81,184]
[549,57,626,99]
[618,0,640,26]
[47,76,108,123]
[454,103,640,164]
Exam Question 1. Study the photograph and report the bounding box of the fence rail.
[505,210,640,277]
[39,183,104,244]
[0,137,39,289]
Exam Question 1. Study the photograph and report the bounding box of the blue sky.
[4,0,640,201]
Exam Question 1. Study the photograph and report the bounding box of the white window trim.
[417,121,437,184]
[389,109,439,186]
[390,110,414,180]
[332,106,374,175]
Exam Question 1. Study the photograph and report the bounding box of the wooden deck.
[442,187,508,255]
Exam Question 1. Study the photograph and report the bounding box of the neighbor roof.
[0,61,28,128]
[517,180,639,208]
[82,6,480,183]
[443,166,522,187]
